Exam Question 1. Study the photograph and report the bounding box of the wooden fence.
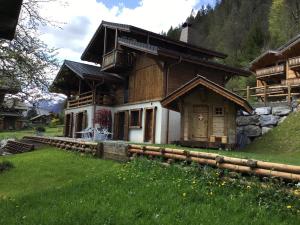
[128,144,300,181]
[21,136,300,181]
[235,84,300,105]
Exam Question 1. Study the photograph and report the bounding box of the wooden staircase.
[2,140,34,154]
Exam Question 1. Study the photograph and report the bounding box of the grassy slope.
[245,112,300,153]
[1,149,300,225]
[144,112,300,165]
[0,126,63,140]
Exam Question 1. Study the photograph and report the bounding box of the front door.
[192,105,208,141]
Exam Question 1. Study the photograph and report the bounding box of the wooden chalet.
[53,20,251,145]
[162,75,252,148]
[249,34,300,104]
[0,0,23,40]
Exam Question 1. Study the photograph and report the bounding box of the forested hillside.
[165,0,300,89]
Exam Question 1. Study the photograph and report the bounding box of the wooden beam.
[103,26,107,55]
[115,28,118,49]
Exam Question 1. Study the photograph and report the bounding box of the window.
[214,107,224,116]
[129,109,142,128]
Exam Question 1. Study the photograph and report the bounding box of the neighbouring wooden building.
[162,75,252,148]
[250,34,300,103]
[0,0,23,40]
[52,20,251,145]
[0,96,27,131]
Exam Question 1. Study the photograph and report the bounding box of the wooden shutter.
[124,110,129,141]
[82,111,88,129]
[152,107,157,144]
[113,112,119,140]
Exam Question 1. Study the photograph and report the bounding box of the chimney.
[180,18,198,46]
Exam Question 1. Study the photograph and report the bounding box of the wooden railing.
[101,49,133,71]
[288,56,300,69]
[67,91,94,109]
[234,83,300,105]
[256,65,285,78]
[67,91,115,109]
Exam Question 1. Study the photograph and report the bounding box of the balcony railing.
[101,49,133,71]
[234,83,300,105]
[256,65,285,78]
[67,91,114,109]
[288,56,300,69]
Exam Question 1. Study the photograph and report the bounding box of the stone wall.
[236,100,299,148]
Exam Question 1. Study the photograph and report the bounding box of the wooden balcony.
[288,56,300,69]
[256,65,285,78]
[101,49,133,72]
[67,91,114,109]
[234,83,300,105]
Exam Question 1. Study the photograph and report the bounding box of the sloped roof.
[52,60,124,93]
[62,60,123,81]
[81,20,227,63]
[250,34,300,70]
[0,0,23,40]
[118,38,252,76]
[161,75,253,113]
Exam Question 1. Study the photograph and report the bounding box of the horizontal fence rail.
[21,136,300,182]
[128,144,300,181]
[23,136,101,157]
[234,83,300,104]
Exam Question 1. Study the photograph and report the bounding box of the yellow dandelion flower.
[287,205,292,209]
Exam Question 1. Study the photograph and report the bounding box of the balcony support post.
[264,84,267,106]
[287,83,291,105]
[246,86,250,101]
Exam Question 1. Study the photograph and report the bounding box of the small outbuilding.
[161,75,253,149]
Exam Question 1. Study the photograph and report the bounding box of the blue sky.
[98,0,216,9]
[97,0,140,9]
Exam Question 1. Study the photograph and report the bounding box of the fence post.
[246,86,250,101]
[264,84,267,106]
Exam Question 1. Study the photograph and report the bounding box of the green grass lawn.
[142,111,300,166]
[1,148,300,225]
[0,126,63,140]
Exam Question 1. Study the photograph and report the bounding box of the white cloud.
[39,0,205,63]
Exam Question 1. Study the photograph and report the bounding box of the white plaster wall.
[64,102,181,144]
[113,101,163,143]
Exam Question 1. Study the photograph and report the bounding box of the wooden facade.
[54,21,251,145]
[162,76,252,148]
[249,35,300,103]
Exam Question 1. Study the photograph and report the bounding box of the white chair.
[93,127,113,141]
[76,127,93,140]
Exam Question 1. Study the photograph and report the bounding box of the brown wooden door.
[124,110,129,141]
[70,113,74,138]
[191,105,209,141]
[144,108,156,143]
[113,112,119,140]
[113,111,129,141]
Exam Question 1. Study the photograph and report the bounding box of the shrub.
[49,118,60,128]
[0,161,14,173]
[35,126,46,132]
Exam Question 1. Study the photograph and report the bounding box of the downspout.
[166,56,182,144]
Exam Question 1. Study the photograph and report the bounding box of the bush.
[49,118,60,128]
[0,161,14,173]
[35,126,46,132]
